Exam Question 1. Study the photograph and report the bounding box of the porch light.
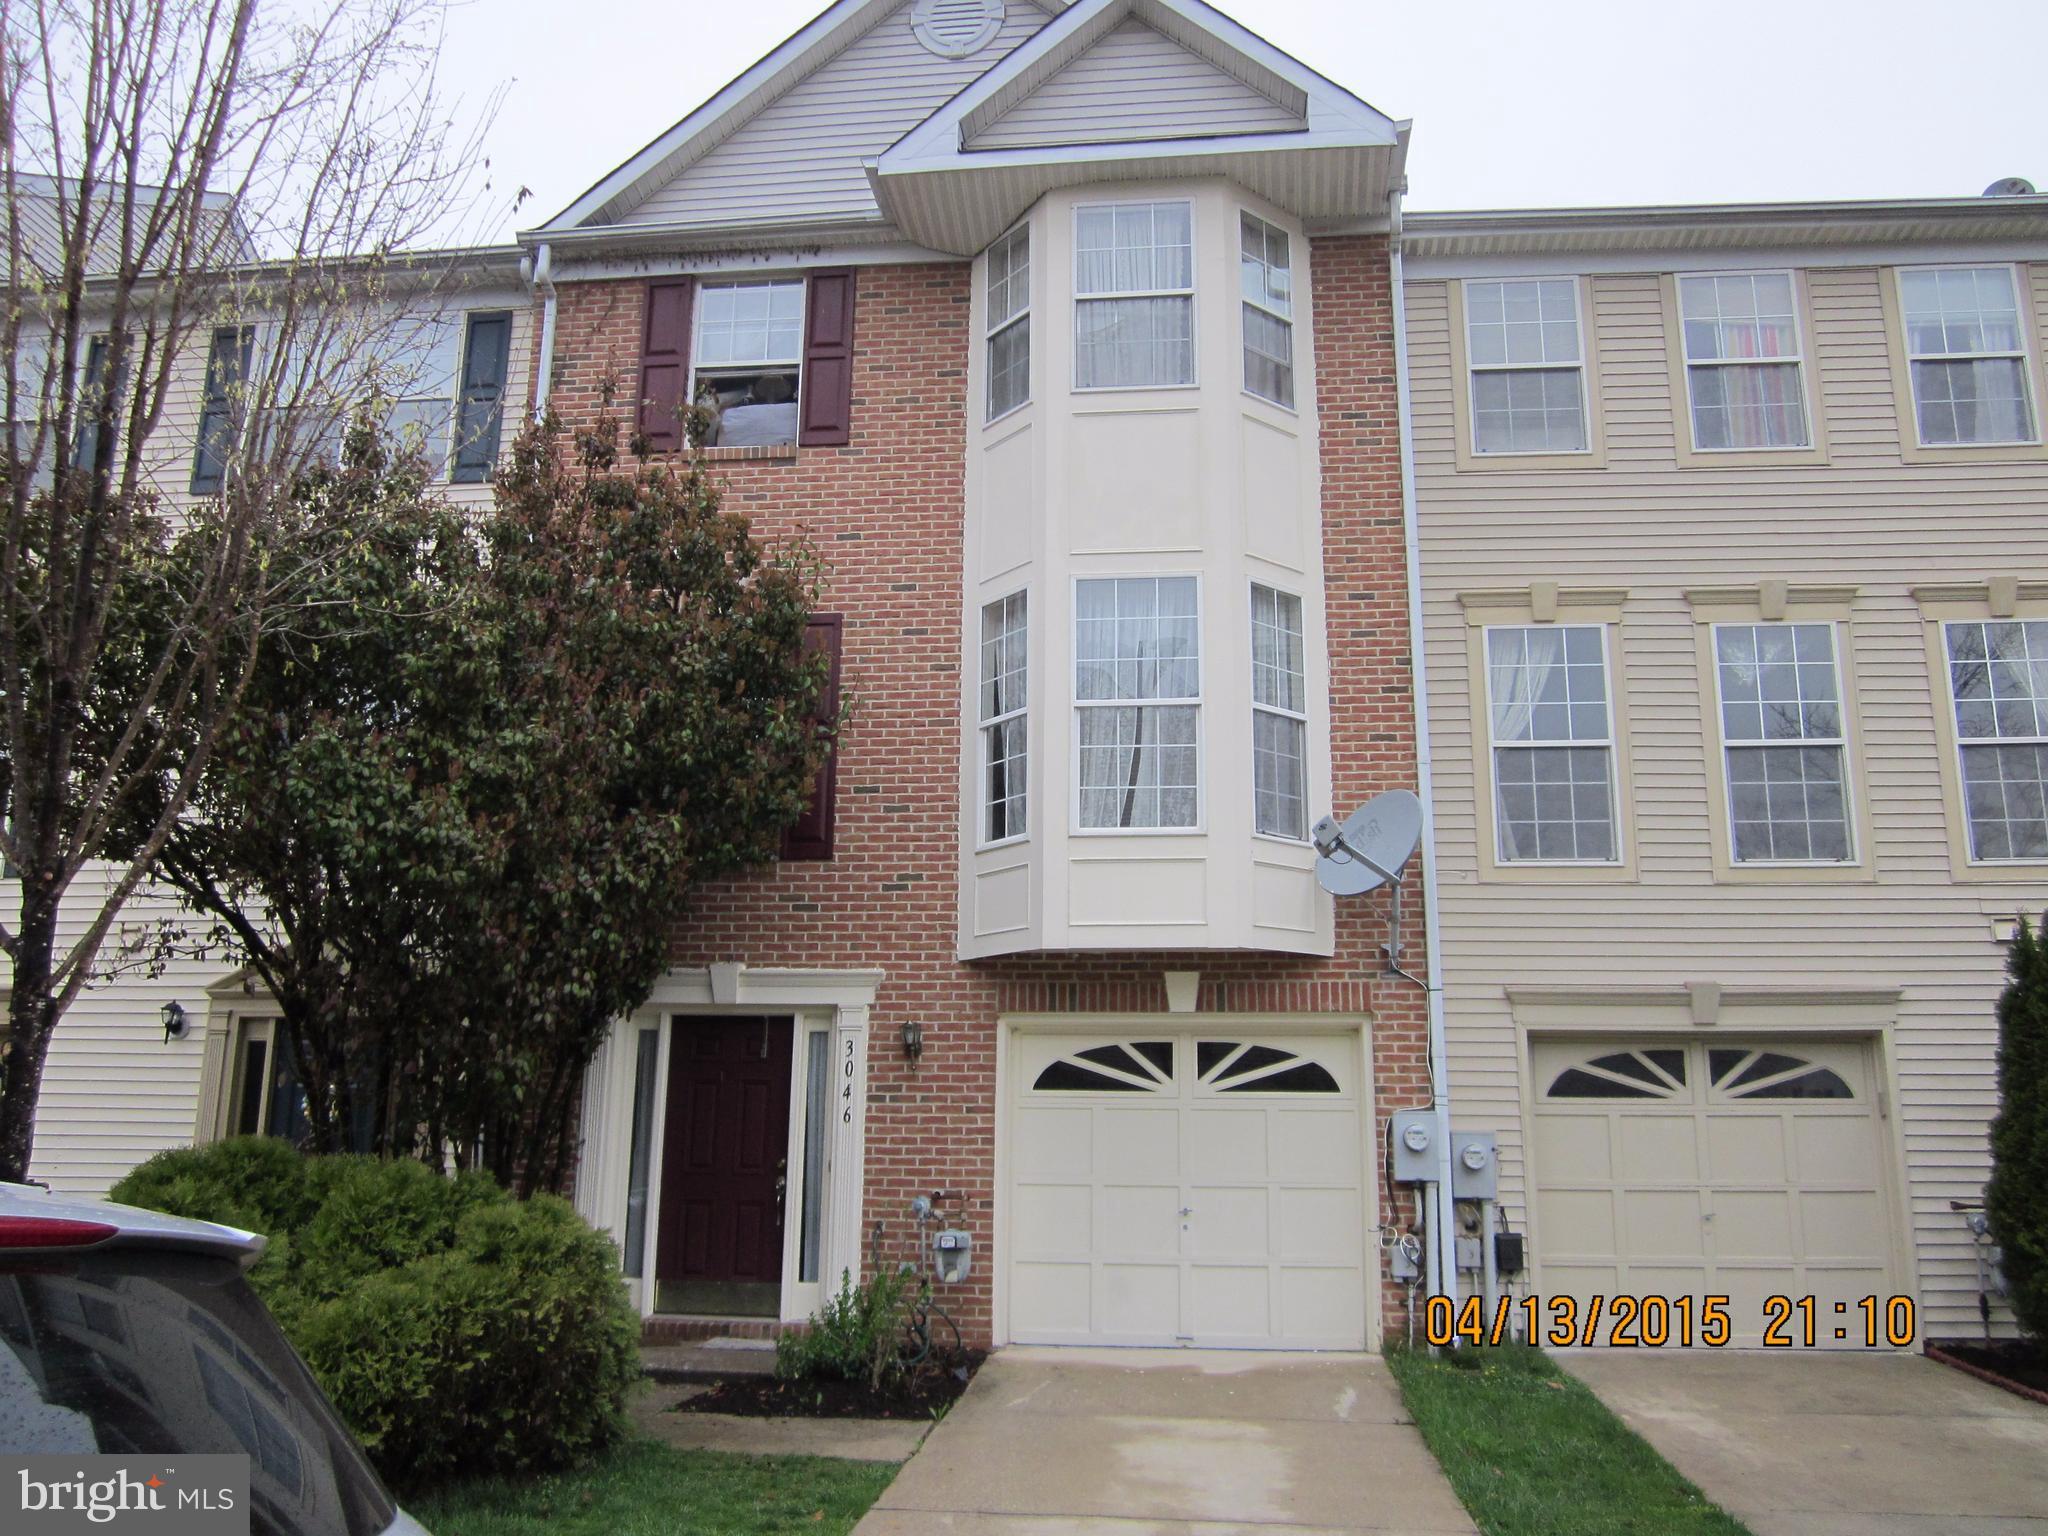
[160,1000,190,1041]
[900,1020,924,1064]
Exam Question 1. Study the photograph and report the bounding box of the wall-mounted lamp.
[160,1001,190,1042]
[900,1020,924,1065]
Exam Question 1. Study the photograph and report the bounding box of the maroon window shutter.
[782,614,842,861]
[798,268,856,447]
[638,277,694,451]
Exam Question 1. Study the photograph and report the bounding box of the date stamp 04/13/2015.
[1424,1292,1920,1349]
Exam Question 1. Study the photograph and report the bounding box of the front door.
[656,1015,794,1316]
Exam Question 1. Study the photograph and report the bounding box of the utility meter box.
[1450,1130,1498,1201]
[933,1229,972,1284]
[1391,1109,1438,1183]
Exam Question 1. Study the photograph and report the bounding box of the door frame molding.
[1509,984,1919,1336]
[577,965,883,1322]
[994,1011,1378,1351]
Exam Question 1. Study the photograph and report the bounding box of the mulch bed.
[1927,1339,2048,1406]
[675,1353,985,1420]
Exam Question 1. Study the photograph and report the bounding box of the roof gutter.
[1387,186,1460,1318]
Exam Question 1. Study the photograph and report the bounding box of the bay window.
[981,591,1027,842]
[1075,576,1199,829]
[986,225,1030,421]
[1240,212,1293,408]
[1251,584,1307,839]
[1074,201,1194,390]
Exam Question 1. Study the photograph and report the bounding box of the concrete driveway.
[854,1347,1476,1535]
[1567,1351,2048,1535]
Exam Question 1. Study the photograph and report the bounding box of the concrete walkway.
[1566,1351,2048,1535]
[854,1347,1476,1535]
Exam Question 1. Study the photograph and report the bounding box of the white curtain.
[1490,627,1566,744]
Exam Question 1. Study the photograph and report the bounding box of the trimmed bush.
[112,1139,639,1490]
[1990,918,2048,1340]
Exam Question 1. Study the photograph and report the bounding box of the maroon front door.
[655,1016,794,1316]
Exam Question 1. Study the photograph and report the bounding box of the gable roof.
[872,0,1405,253]
[534,0,1063,241]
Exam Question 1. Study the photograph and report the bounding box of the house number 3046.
[842,1037,856,1123]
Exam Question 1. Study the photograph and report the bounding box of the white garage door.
[1532,1037,1901,1346]
[1007,1031,1368,1349]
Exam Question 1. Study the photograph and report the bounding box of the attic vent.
[911,0,1004,59]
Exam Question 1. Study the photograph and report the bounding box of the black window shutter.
[798,268,855,447]
[638,278,694,452]
[452,311,513,482]
[190,325,251,494]
[782,613,843,861]
[72,334,111,471]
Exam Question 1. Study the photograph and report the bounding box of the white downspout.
[1388,189,1461,1313]
[529,241,558,418]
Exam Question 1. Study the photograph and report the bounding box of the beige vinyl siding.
[630,0,1051,231]
[142,297,533,512]
[6,876,221,1194]
[1410,262,2048,1339]
[967,20,1301,150]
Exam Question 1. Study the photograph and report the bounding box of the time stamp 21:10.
[1425,1294,1919,1348]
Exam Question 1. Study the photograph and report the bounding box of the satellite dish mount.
[1312,789,1425,974]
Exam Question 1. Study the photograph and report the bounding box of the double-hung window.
[1465,278,1588,454]
[1074,201,1194,390]
[1240,212,1293,408]
[190,325,254,494]
[980,591,1027,843]
[1712,623,1852,863]
[1075,577,1199,829]
[1677,273,1811,450]
[1486,624,1617,861]
[1898,266,2039,446]
[1251,584,1307,838]
[986,226,1030,421]
[1943,619,2048,861]
[693,278,806,447]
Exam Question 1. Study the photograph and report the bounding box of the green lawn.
[407,1438,897,1536]
[1386,1346,1753,1536]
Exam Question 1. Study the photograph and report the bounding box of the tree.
[0,0,498,1180]
[1988,916,2048,1340]
[157,398,832,1192]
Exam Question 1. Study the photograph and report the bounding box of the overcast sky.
[440,0,2048,242]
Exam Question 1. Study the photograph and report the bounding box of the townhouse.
[1405,197,2048,1342]
[9,0,2041,1352]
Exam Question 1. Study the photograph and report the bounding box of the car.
[0,1181,428,1535]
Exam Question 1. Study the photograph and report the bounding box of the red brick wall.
[544,237,1426,1345]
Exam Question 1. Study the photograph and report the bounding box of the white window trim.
[1894,262,2043,449]
[1708,620,1858,868]
[979,588,1029,850]
[1071,198,1199,395]
[986,224,1031,425]
[1480,621,1624,867]
[1249,578,1309,844]
[1940,617,2048,865]
[1463,275,1594,459]
[1675,269,1816,455]
[1239,209,1296,414]
[1070,572,1205,836]
[223,1014,286,1138]
[687,273,809,410]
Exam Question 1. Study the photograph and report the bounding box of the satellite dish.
[1313,789,1423,897]
[1983,177,2037,198]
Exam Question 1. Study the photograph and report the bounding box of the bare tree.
[0,0,500,1180]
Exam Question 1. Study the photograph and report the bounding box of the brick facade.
[545,236,1425,1346]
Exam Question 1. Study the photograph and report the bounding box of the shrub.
[776,1268,911,1391]
[111,1139,639,1490]
[1989,917,2048,1340]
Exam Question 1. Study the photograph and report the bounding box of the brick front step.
[640,1314,791,1344]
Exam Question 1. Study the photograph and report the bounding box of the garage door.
[1531,1038,1900,1346]
[1007,1031,1367,1349]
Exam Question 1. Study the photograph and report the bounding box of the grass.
[1385,1345,1753,1536]
[406,1438,898,1536]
